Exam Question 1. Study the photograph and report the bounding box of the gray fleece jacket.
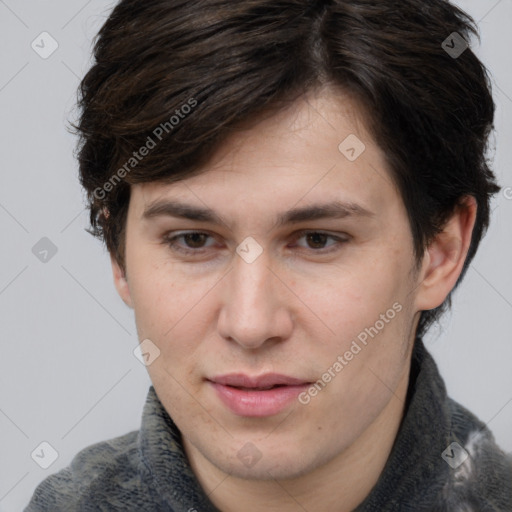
[25,338,512,511]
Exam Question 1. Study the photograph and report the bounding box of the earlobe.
[110,255,133,309]
[415,196,477,311]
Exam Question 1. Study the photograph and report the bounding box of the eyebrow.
[141,199,375,229]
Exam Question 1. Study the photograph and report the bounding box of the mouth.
[223,384,288,391]
[207,373,312,417]
[209,373,311,388]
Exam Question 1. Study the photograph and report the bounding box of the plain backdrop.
[0,0,511,510]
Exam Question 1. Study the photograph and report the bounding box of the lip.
[207,373,311,417]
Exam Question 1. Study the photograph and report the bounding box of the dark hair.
[71,0,500,339]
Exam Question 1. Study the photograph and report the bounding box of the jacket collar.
[354,337,453,510]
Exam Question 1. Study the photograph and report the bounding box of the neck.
[184,364,412,512]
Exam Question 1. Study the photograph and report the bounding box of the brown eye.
[164,231,216,254]
[304,232,330,249]
[180,232,209,249]
[291,230,349,253]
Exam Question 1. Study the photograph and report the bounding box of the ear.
[414,195,477,311]
[110,254,133,309]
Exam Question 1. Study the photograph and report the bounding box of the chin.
[226,459,312,481]
[205,443,322,482]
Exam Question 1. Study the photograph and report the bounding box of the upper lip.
[208,373,310,388]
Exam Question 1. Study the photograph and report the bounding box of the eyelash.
[162,230,349,257]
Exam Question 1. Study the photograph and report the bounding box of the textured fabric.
[25,339,512,511]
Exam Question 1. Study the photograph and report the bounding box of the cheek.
[131,275,175,335]
[297,258,405,340]
[128,259,218,367]
[127,243,182,319]
[296,257,411,390]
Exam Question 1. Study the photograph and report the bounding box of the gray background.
[0,0,511,510]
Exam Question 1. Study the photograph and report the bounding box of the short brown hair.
[70,0,500,338]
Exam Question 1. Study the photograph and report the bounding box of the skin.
[111,85,476,511]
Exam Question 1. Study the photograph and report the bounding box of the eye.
[290,230,349,254]
[164,231,217,254]
[163,230,349,256]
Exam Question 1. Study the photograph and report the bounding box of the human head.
[72,0,499,340]
[69,1,501,497]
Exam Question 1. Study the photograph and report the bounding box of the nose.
[217,249,294,350]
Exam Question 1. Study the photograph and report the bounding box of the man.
[26,0,512,510]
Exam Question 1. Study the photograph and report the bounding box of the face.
[113,87,425,481]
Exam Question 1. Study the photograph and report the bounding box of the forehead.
[132,87,399,224]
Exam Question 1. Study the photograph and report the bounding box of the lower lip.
[209,381,310,417]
